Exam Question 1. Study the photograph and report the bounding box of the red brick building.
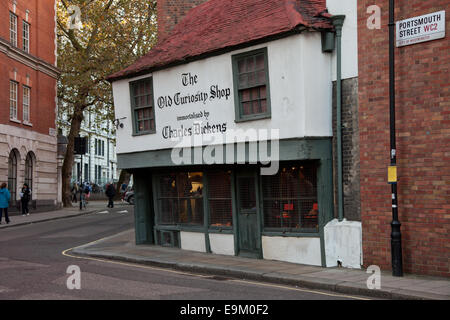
[358,0,449,277]
[0,0,60,212]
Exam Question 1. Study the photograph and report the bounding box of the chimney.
[157,0,209,42]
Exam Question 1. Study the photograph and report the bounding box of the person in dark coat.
[105,183,116,208]
[0,183,11,224]
[20,183,31,216]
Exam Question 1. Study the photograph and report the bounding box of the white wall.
[180,231,206,253]
[113,33,332,155]
[324,219,362,268]
[209,233,235,256]
[327,0,359,80]
[262,236,322,266]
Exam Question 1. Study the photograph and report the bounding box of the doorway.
[235,171,261,258]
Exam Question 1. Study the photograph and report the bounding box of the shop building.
[358,0,449,277]
[108,0,361,267]
[0,0,60,212]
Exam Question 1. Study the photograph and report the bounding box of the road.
[0,207,371,302]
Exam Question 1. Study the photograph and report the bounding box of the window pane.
[238,177,256,211]
[242,102,252,116]
[208,171,232,227]
[157,172,204,226]
[238,74,247,88]
[260,99,267,113]
[257,70,266,84]
[262,164,318,231]
[246,56,255,72]
[255,54,265,70]
[238,59,246,73]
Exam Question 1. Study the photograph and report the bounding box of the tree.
[57,0,157,207]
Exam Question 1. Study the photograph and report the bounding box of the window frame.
[154,171,205,228]
[23,21,30,53]
[232,47,271,123]
[260,162,320,234]
[129,77,156,136]
[23,85,31,123]
[10,12,17,47]
[10,80,18,121]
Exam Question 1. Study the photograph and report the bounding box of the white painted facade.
[113,33,333,154]
[262,236,322,266]
[112,3,361,268]
[324,219,363,268]
[209,233,235,256]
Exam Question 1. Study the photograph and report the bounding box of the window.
[8,150,19,203]
[23,21,30,53]
[130,77,156,135]
[10,13,17,47]
[95,139,105,156]
[157,172,204,226]
[25,152,34,199]
[23,86,30,122]
[232,48,271,122]
[10,81,18,120]
[208,171,233,227]
[262,163,319,232]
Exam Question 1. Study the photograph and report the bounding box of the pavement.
[0,200,129,229]
[1,202,449,300]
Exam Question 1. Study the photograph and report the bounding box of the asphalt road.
[0,207,371,303]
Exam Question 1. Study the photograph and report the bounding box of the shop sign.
[396,10,446,47]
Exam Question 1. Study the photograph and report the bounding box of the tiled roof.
[108,0,333,81]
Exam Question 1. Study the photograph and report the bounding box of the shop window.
[262,163,319,232]
[232,47,271,122]
[208,171,233,227]
[130,77,156,135]
[157,172,204,226]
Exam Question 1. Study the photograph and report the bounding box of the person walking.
[0,183,11,224]
[105,182,116,208]
[71,183,79,203]
[20,183,31,216]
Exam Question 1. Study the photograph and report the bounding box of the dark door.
[236,173,261,258]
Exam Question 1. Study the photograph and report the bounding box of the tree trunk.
[61,110,84,207]
[114,169,131,201]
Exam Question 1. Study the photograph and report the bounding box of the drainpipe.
[331,15,345,222]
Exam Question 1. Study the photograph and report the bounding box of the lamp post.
[389,0,403,277]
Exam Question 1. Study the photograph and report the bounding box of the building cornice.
[0,37,60,79]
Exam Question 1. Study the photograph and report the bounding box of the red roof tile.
[108,0,333,81]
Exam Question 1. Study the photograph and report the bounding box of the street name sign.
[396,10,446,47]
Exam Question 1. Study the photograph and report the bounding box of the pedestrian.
[20,183,31,216]
[71,183,78,203]
[0,183,11,224]
[105,182,116,208]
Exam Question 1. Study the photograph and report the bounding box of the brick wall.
[358,0,449,277]
[0,0,57,134]
[157,0,209,42]
[332,77,361,222]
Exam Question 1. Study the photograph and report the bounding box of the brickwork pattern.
[157,0,209,42]
[358,0,449,277]
[332,77,361,222]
